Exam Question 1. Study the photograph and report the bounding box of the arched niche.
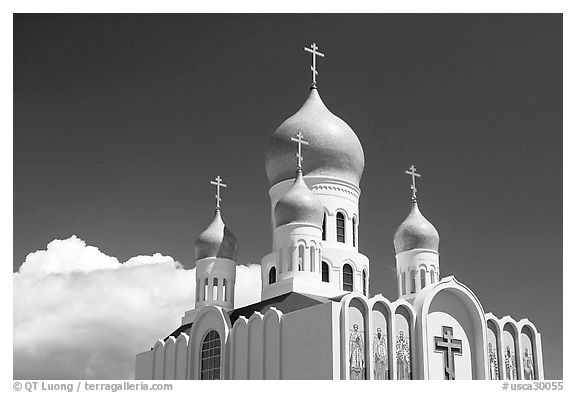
[175,334,189,380]
[371,302,391,380]
[164,337,176,380]
[487,319,501,380]
[152,340,165,380]
[263,308,282,379]
[520,325,537,380]
[394,306,412,380]
[248,312,264,380]
[425,286,486,380]
[502,323,519,380]
[230,317,248,380]
[347,298,368,380]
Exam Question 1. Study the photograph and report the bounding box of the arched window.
[410,270,416,294]
[222,279,227,301]
[352,217,357,247]
[420,268,426,289]
[343,263,354,291]
[322,261,330,282]
[336,212,345,243]
[430,269,435,284]
[362,269,367,296]
[269,266,277,284]
[298,244,305,271]
[212,278,218,301]
[322,214,327,241]
[203,278,208,301]
[200,330,221,380]
[310,246,316,272]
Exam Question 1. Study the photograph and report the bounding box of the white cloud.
[13,236,261,379]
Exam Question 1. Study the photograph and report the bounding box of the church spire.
[192,175,238,312]
[394,165,440,298]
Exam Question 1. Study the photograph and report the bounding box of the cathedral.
[134,44,544,380]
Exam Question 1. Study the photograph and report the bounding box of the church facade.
[134,44,544,380]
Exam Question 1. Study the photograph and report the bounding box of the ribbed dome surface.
[265,88,365,187]
[274,171,324,228]
[393,203,439,254]
[194,210,239,261]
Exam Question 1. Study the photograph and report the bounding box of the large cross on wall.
[434,326,463,380]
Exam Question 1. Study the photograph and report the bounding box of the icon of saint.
[373,327,388,380]
[396,330,411,380]
[349,323,365,380]
[504,346,517,380]
[488,342,499,380]
[522,347,534,380]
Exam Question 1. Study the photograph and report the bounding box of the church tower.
[261,43,369,300]
[393,166,440,301]
[186,176,238,312]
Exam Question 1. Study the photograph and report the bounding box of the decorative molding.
[311,183,360,199]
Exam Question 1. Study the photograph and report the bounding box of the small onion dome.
[274,170,324,228]
[194,210,239,261]
[265,88,365,187]
[393,202,439,254]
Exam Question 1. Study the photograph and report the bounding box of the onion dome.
[393,202,439,254]
[274,170,324,228]
[265,88,365,187]
[194,210,239,261]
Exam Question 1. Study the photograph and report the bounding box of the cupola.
[393,202,439,254]
[274,170,324,228]
[265,87,365,187]
[194,209,239,261]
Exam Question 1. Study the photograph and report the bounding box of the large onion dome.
[274,170,324,228]
[194,210,239,261]
[265,88,365,187]
[393,202,439,254]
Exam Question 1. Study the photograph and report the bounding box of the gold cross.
[304,42,325,86]
[405,165,421,202]
[210,175,227,210]
[290,132,309,171]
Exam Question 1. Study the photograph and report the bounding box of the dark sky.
[14,14,562,378]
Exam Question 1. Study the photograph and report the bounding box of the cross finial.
[290,131,309,172]
[405,165,421,203]
[210,175,227,210]
[304,42,325,88]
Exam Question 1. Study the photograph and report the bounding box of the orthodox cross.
[405,165,421,202]
[434,326,463,380]
[290,132,309,171]
[304,42,325,86]
[210,175,227,210]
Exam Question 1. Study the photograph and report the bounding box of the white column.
[218,279,223,301]
[345,215,352,246]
